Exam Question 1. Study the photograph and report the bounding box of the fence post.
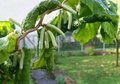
[103,43,106,50]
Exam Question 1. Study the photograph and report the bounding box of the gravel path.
[31,69,56,84]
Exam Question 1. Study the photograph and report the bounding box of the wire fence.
[56,32,116,52]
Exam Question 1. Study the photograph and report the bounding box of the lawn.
[56,55,120,84]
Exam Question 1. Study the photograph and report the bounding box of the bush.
[84,45,94,55]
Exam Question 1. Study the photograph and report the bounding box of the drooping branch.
[15,4,66,51]
[35,12,47,28]
[15,13,46,50]
[60,4,77,14]
[35,12,46,57]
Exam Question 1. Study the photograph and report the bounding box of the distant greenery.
[55,50,82,56]
[56,55,120,84]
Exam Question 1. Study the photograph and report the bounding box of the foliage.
[0,0,119,83]
[100,22,117,43]
[72,0,119,45]
[0,32,19,65]
[32,44,55,73]
[22,0,60,30]
[79,0,118,22]
[84,45,94,55]
[0,51,9,65]
[72,22,100,44]
[0,21,13,37]
[52,0,119,45]
[15,48,33,84]
[59,0,79,9]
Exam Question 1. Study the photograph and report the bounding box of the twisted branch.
[15,7,61,51]
[15,13,46,50]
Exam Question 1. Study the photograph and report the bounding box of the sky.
[0,0,57,23]
[0,0,59,48]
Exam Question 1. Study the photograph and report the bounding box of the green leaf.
[79,0,118,22]
[108,1,117,14]
[100,28,114,43]
[0,21,12,37]
[101,22,117,39]
[66,0,79,9]
[0,50,9,64]
[0,32,17,53]
[99,22,117,43]
[50,15,59,26]
[32,46,55,72]
[80,0,113,15]
[0,34,16,64]
[79,2,92,17]
[32,49,46,69]
[72,22,100,45]
[0,21,11,31]
[59,0,79,9]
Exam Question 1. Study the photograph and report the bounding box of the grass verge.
[56,55,120,84]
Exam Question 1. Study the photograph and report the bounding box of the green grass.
[56,55,120,84]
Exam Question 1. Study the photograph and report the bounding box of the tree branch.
[15,13,46,50]
[35,13,46,28]
[15,28,38,50]
[15,8,60,51]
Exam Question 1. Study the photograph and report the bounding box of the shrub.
[84,45,94,55]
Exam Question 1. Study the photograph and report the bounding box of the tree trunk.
[103,43,105,51]
[81,45,84,52]
[15,48,33,84]
[116,39,119,66]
